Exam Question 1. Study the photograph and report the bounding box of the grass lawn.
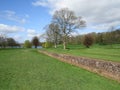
[42,44,120,62]
[0,49,120,90]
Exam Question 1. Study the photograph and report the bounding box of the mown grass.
[42,44,120,62]
[0,49,120,90]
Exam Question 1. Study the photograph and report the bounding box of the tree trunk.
[63,34,67,49]
[63,41,66,49]
[54,43,57,48]
[35,46,37,48]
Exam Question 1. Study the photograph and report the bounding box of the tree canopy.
[32,36,39,48]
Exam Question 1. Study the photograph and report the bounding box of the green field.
[42,44,120,62]
[0,49,120,90]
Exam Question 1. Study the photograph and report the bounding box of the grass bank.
[41,44,120,62]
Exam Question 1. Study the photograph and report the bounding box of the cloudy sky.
[0,0,120,43]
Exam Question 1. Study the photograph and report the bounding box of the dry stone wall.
[39,50,120,82]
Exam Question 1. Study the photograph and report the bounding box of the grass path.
[0,49,120,90]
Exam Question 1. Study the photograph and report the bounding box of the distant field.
[42,44,120,62]
[0,49,120,90]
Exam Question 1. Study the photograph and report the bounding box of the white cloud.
[32,0,120,30]
[26,29,42,42]
[0,24,25,33]
[0,24,42,42]
[27,29,36,37]
[0,10,28,24]
[13,35,23,42]
[32,0,67,14]
[32,0,48,7]
[92,21,120,30]
[27,29,40,38]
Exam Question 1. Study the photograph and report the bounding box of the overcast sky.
[0,0,120,43]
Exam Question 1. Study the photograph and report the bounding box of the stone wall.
[39,50,120,82]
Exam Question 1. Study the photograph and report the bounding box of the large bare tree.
[52,8,86,49]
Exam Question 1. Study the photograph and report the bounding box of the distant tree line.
[44,27,120,48]
[67,29,120,47]
[0,34,40,49]
[0,34,20,48]
[95,29,120,45]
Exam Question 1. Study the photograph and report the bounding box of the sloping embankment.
[38,50,120,82]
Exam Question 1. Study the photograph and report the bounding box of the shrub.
[83,34,94,48]
[42,42,53,48]
[24,40,32,48]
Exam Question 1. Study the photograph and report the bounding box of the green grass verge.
[0,49,120,90]
[41,44,120,62]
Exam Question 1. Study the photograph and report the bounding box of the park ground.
[0,48,120,90]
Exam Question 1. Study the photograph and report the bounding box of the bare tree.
[0,34,7,48]
[46,23,60,48]
[53,8,86,49]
